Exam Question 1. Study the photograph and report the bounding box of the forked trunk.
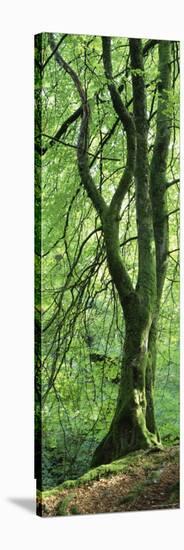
[91,39,171,469]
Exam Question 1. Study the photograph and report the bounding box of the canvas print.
[34,33,180,517]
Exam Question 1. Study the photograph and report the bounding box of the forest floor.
[37,444,179,517]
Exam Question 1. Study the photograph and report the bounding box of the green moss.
[70,505,80,515]
[56,493,75,516]
[38,450,143,499]
[167,481,180,504]
[62,455,138,487]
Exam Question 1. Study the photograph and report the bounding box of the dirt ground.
[38,445,179,517]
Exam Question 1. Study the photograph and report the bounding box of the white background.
[0,1,183,548]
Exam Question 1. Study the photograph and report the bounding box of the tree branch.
[48,33,107,218]
[129,38,156,312]
[42,33,68,70]
[143,39,159,56]
[36,106,82,155]
[102,36,136,217]
[150,41,172,303]
[166,178,179,189]
[99,37,135,308]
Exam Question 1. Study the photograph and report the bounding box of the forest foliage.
[35,34,179,490]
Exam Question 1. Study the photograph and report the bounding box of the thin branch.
[38,106,82,155]
[48,33,107,218]
[42,33,68,70]
[168,248,179,254]
[166,178,180,189]
[168,208,179,217]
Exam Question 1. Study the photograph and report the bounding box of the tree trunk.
[145,317,160,437]
[91,39,172,469]
[91,315,160,467]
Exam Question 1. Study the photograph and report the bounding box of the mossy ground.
[37,444,179,516]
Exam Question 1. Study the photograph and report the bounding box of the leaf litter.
[38,445,179,517]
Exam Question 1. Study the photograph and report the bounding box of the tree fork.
[91,38,163,468]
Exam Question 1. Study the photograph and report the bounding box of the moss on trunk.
[91,323,161,468]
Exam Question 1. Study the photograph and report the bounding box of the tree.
[35,34,179,476]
